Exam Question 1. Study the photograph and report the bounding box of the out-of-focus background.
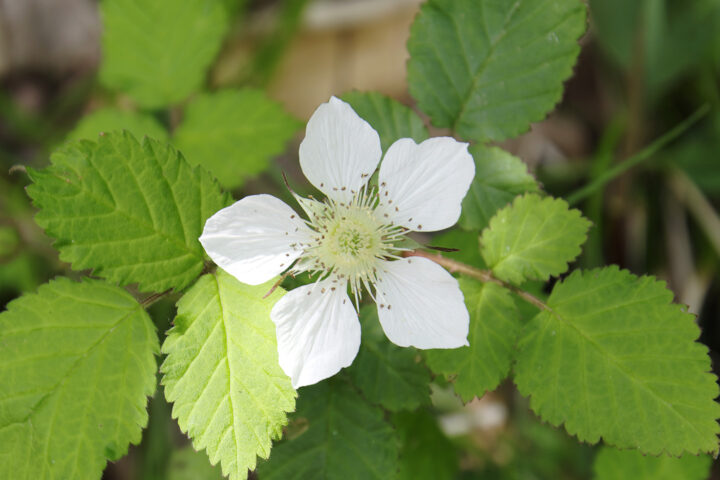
[1,0,719,478]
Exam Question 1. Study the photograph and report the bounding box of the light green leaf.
[593,447,712,480]
[167,447,225,480]
[99,0,229,108]
[161,271,296,480]
[27,131,231,293]
[514,267,720,455]
[393,410,458,480]
[257,379,398,480]
[341,91,429,151]
[480,194,590,284]
[425,279,521,402]
[407,0,586,142]
[347,307,431,411]
[67,108,168,143]
[174,89,301,189]
[460,146,539,231]
[0,278,158,479]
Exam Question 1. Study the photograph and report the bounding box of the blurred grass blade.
[567,104,710,205]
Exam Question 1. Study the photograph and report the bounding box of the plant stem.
[140,289,173,309]
[566,104,710,206]
[405,250,550,312]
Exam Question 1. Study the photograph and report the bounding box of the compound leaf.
[347,307,431,411]
[480,194,590,284]
[257,379,398,480]
[174,89,301,189]
[100,0,229,108]
[460,146,539,231]
[593,447,712,480]
[27,131,230,293]
[161,271,296,480]
[0,278,158,480]
[67,108,168,143]
[341,91,429,151]
[514,267,720,455]
[425,279,521,402]
[407,0,586,142]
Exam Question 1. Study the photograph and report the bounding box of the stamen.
[292,186,411,305]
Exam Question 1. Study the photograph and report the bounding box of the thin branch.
[404,250,550,312]
[140,289,173,309]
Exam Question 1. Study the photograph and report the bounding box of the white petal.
[376,137,474,231]
[199,194,312,285]
[374,257,469,349]
[299,96,381,203]
[271,280,360,388]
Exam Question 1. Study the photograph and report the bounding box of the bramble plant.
[1,0,718,479]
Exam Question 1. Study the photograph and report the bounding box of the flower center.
[293,190,407,297]
[322,204,381,268]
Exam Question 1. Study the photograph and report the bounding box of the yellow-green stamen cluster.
[291,189,407,298]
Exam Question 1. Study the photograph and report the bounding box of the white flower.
[200,97,474,388]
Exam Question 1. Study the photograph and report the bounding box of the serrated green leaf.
[460,146,539,231]
[347,307,431,411]
[425,279,521,402]
[0,277,158,479]
[257,379,398,480]
[407,0,586,142]
[167,447,225,480]
[161,271,296,480]
[67,108,168,143]
[514,267,720,455]
[27,131,230,293]
[99,0,229,108]
[393,410,458,480]
[593,447,712,480]
[341,91,429,151]
[481,194,590,284]
[174,89,301,189]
